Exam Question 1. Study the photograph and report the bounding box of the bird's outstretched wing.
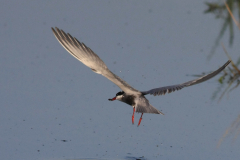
[141,60,231,96]
[52,27,140,95]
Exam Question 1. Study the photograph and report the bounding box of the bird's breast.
[122,95,136,106]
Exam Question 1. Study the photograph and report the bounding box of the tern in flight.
[52,27,231,126]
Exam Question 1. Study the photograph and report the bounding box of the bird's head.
[108,91,125,101]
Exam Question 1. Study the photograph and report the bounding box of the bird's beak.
[108,97,116,101]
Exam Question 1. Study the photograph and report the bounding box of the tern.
[52,27,231,126]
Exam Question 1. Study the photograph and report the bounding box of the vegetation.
[205,0,240,147]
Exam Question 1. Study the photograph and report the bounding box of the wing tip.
[225,60,231,66]
[158,111,164,115]
[51,27,58,32]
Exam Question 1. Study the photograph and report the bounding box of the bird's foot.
[132,107,135,124]
[137,113,143,126]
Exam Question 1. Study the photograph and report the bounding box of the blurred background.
[0,1,240,160]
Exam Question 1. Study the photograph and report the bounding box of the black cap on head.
[116,91,124,96]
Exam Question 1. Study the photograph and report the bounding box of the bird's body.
[52,27,231,126]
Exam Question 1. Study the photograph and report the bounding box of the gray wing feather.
[52,27,140,95]
[135,97,164,114]
[142,60,231,96]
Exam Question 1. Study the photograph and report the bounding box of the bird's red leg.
[132,107,135,124]
[138,113,143,126]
